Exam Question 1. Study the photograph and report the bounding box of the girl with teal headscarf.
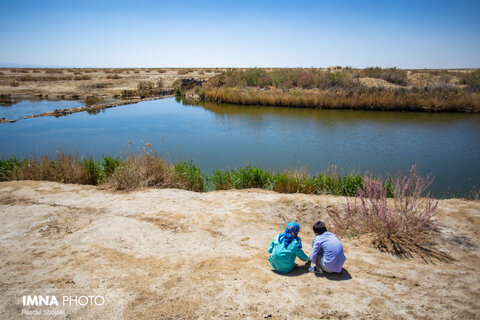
[268,221,310,273]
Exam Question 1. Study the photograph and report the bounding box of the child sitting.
[309,221,346,274]
[268,221,310,273]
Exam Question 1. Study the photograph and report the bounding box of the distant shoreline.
[1,67,479,115]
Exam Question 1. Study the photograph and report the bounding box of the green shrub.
[0,157,25,181]
[231,164,272,189]
[209,169,234,190]
[341,174,363,196]
[174,161,205,192]
[81,156,102,185]
[174,88,183,96]
[101,155,120,179]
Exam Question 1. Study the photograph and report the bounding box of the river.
[1,97,479,198]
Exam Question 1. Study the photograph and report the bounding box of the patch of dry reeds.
[199,87,480,112]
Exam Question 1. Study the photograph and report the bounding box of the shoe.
[308,266,323,274]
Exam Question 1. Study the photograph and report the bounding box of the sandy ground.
[0,68,218,101]
[0,181,479,319]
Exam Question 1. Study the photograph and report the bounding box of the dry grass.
[108,153,173,190]
[198,87,480,112]
[359,67,408,85]
[206,68,355,89]
[177,68,193,75]
[74,75,91,81]
[134,80,164,98]
[105,74,122,80]
[7,154,95,184]
[18,75,75,81]
[44,69,64,74]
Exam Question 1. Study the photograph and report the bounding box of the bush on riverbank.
[328,165,438,249]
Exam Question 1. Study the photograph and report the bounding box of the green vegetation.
[174,88,182,96]
[1,151,392,196]
[174,161,205,192]
[208,164,364,195]
[0,157,25,180]
[101,155,120,179]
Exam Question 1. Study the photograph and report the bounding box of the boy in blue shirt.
[309,221,346,274]
[268,221,310,273]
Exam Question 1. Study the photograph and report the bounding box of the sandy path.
[0,181,479,319]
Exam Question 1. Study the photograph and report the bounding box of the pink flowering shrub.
[328,165,438,245]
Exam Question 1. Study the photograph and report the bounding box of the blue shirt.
[268,234,310,273]
[310,231,346,273]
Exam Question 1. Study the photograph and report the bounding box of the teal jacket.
[268,234,310,273]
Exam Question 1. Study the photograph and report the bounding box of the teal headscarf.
[278,221,302,248]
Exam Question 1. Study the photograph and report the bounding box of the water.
[0,100,84,120]
[1,98,479,198]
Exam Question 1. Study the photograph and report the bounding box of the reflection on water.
[0,98,479,198]
[0,100,84,120]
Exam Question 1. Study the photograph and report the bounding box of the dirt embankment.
[0,181,479,319]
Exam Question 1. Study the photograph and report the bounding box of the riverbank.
[192,87,480,112]
[187,68,480,112]
[0,152,370,196]
[0,180,478,319]
[2,67,480,113]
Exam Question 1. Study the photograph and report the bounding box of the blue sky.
[1,0,479,68]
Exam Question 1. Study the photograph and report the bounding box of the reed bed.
[191,68,480,112]
[197,87,480,112]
